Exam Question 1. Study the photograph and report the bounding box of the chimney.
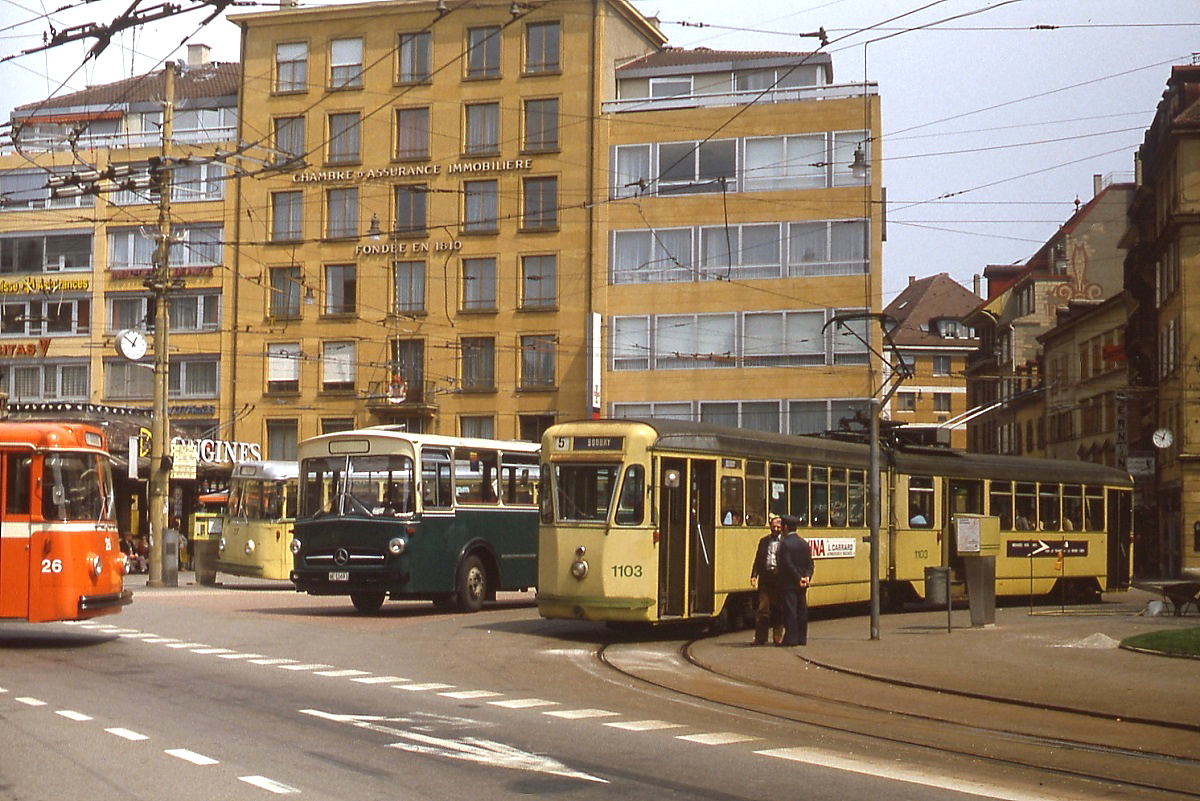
[187,43,211,66]
[908,275,915,285]
[1093,173,1103,197]
[973,274,981,297]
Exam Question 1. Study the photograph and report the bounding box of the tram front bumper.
[78,589,134,614]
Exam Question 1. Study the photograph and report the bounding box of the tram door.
[657,458,717,618]
[1108,489,1132,590]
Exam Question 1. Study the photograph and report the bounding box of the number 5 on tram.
[0,422,132,623]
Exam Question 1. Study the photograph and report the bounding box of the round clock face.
[117,329,148,361]
[1152,428,1173,449]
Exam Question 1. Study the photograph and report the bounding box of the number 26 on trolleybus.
[290,427,540,613]
[0,422,131,623]
[213,460,299,580]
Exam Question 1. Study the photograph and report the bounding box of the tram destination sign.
[1006,539,1088,558]
[572,436,623,451]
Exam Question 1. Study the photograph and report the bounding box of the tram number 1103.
[611,564,643,578]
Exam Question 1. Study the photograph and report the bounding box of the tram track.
[597,638,1200,801]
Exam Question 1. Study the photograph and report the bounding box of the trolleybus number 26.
[611,564,643,578]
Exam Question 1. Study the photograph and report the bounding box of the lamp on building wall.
[436,0,448,13]
[850,146,869,180]
[304,286,316,305]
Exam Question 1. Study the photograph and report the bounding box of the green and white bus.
[291,427,540,613]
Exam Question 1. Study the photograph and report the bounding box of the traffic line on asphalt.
[440,689,502,700]
[543,708,619,720]
[489,698,558,709]
[394,682,455,691]
[165,748,219,766]
[604,719,683,731]
[756,747,1069,801]
[239,775,301,794]
[56,709,93,722]
[219,652,266,660]
[677,732,758,745]
[314,669,371,678]
[191,647,235,655]
[250,657,297,665]
[165,642,208,649]
[277,663,334,671]
[106,727,150,741]
[352,675,409,684]
[16,697,46,706]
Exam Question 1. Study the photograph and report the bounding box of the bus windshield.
[42,453,114,522]
[301,454,415,518]
[552,463,620,522]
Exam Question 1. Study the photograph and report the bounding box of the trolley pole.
[868,396,881,640]
[146,61,176,588]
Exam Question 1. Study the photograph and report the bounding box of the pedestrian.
[750,514,784,645]
[777,514,814,646]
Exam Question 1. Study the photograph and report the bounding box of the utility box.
[162,528,179,587]
[955,515,999,626]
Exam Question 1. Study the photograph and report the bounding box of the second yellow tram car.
[537,419,1133,625]
[214,460,298,580]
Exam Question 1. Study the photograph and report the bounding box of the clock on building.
[1152,428,1174,449]
[116,329,148,361]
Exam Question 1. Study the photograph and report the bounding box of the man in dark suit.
[750,514,784,645]
[777,514,814,646]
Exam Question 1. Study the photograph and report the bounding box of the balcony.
[363,378,436,414]
[603,82,877,114]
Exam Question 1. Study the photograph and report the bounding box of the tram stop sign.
[170,441,199,480]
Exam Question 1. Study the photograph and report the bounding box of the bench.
[1160,582,1200,616]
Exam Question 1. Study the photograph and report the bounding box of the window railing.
[603,82,877,114]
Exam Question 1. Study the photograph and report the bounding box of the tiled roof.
[14,62,239,118]
[885,273,981,347]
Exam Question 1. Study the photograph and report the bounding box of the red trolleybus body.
[0,422,131,622]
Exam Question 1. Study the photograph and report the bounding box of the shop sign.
[0,276,90,294]
[170,436,261,465]
[0,338,50,358]
[355,240,461,257]
[110,266,215,279]
[291,159,533,185]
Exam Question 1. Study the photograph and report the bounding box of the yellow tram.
[537,419,1133,625]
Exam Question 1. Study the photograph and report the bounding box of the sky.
[1,0,1198,302]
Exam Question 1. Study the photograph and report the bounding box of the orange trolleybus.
[0,421,131,623]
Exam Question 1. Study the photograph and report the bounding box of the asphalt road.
[0,581,1164,800]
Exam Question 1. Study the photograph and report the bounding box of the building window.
[831,309,870,365]
[524,21,560,73]
[322,341,355,391]
[461,337,494,389]
[522,176,557,230]
[168,357,219,398]
[270,266,302,318]
[330,38,363,88]
[788,220,867,277]
[831,131,868,187]
[654,314,736,370]
[461,257,496,311]
[743,134,825,191]
[520,254,555,308]
[788,399,869,435]
[392,338,424,401]
[105,360,154,399]
[742,310,824,366]
[267,343,301,393]
[171,162,226,202]
[0,233,90,274]
[395,107,430,160]
[519,414,554,443]
[650,77,692,98]
[611,316,650,370]
[658,139,736,194]
[5,362,88,401]
[394,261,425,313]
[325,187,358,239]
[168,292,220,331]
[466,26,501,79]
[328,112,361,164]
[522,97,558,152]
[322,418,355,434]
[273,116,305,160]
[106,224,221,270]
[699,223,781,280]
[271,191,303,242]
[1,298,90,336]
[610,228,692,284]
[460,416,494,439]
[700,401,779,433]
[275,42,307,92]
[109,295,150,332]
[463,179,498,233]
[897,392,916,412]
[932,355,951,376]
[464,102,500,155]
[324,264,356,315]
[520,334,555,388]
[398,32,431,83]
[266,419,299,461]
[611,145,651,199]
[394,184,427,235]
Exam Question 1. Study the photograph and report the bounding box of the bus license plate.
[328,571,350,582]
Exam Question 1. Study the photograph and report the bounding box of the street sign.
[1006,540,1088,558]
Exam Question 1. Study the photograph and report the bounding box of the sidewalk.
[693,589,1199,728]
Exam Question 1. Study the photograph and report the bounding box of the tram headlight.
[387,537,407,555]
[570,546,588,579]
[290,538,302,555]
[87,554,103,578]
[244,539,255,556]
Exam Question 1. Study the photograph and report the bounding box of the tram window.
[847,470,865,527]
[990,481,1013,529]
[829,468,848,527]
[262,482,284,520]
[553,463,619,522]
[501,453,539,505]
[421,448,453,509]
[1062,484,1083,531]
[1014,482,1036,530]
[226,483,242,516]
[908,476,934,528]
[455,448,499,504]
[768,463,788,519]
[1084,486,1104,531]
[244,480,264,519]
[283,484,298,519]
[1039,483,1061,531]
[810,467,829,526]
[950,479,983,515]
[745,461,766,525]
[42,454,104,521]
[720,475,744,525]
[539,463,552,523]
[789,465,808,524]
[4,453,30,515]
[615,465,645,525]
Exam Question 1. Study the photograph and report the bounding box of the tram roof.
[0,420,107,452]
[231,460,299,481]
[298,426,539,458]
[579,419,1132,488]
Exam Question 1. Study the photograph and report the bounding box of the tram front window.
[43,454,112,521]
[553,463,620,522]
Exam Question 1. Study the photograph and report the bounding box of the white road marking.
[106,728,149,741]
[0,686,7,693]
[219,653,265,660]
[56,710,92,722]
[386,733,609,784]
[314,669,371,678]
[165,642,208,649]
[277,663,333,671]
[352,675,409,684]
[239,775,301,794]
[677,732,758,745]
[120,632,158,639]
[489,698,558,709]
[191,647,234,655]
[440,690,502,700]
[543,708,619,720]
[394,682,455,692]
[16,697,46,706]
[605,719,683,731]
[165,748,219,766]
[250,658,297,665]
[758,747,1075,801]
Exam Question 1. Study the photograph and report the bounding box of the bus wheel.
[457,555,487,613]
[351,591,386,613]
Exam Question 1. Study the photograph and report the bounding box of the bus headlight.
[387,537,407,555]
[570,546,588,579]
[244,539,255,555]
[290,538,302,555]
[218,537,226,553]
